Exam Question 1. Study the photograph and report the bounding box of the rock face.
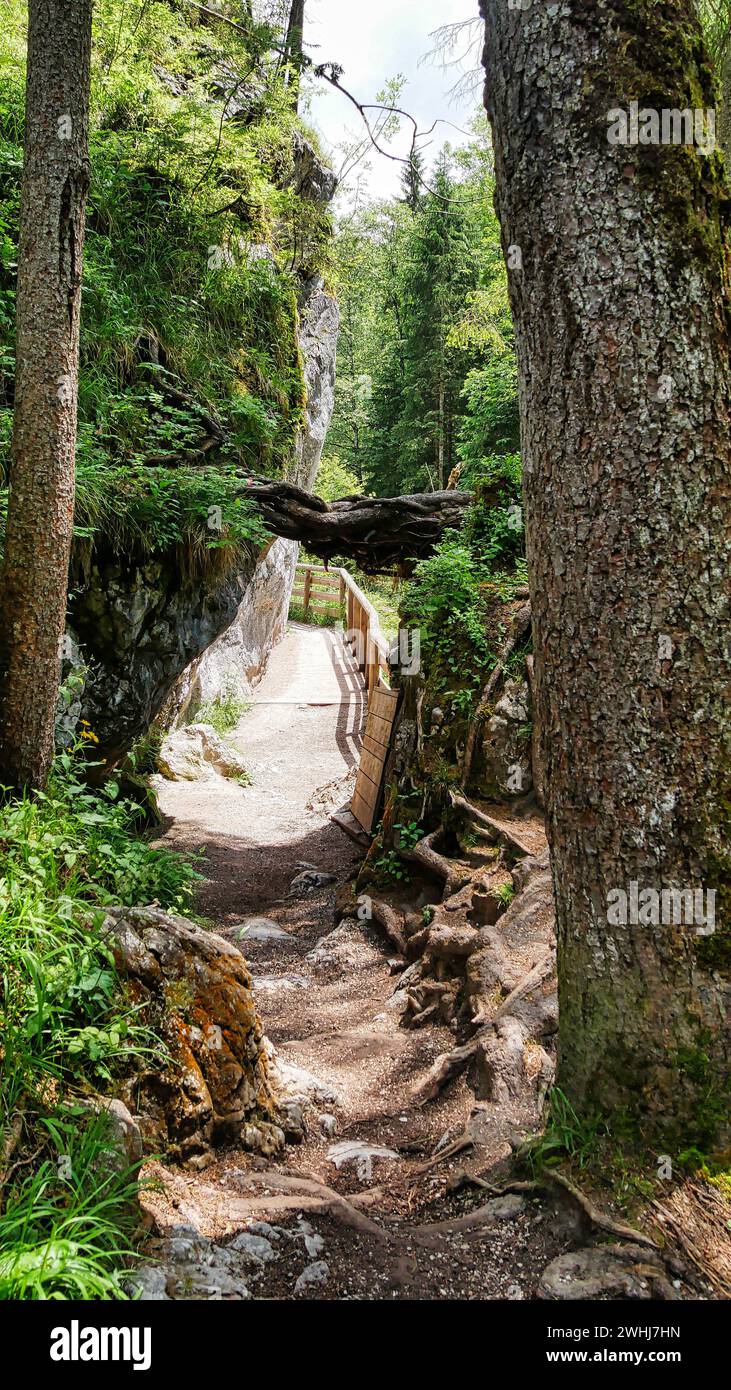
[168,275,339,726]
[106,906,280,1166]
[59,151,339,759]
[156,723,249,782]
[67,549,254,761]
[294,274,339,492]
[168,538,299,723]
[477,677,533,800]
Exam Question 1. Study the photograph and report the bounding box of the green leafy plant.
[196,689,251,734]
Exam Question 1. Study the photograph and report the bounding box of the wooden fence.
[292,563,390,694]
[292,563,397,835]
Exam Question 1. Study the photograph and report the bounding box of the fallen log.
[245,480,473,573]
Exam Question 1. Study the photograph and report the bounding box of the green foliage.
[0,739,199,1298]
[196,691,251,734]
[373,849,410,885]
[394,820,423,852]
[525,1088,607,1173]
[0,0,331,553]
[315,454,361,501]
[328,121,519,496]
[0,1109,141,1300]
[73,460,270,568]
[495,881,515,908]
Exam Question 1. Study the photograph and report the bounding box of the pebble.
[228,1232,277,1263]
[294,1260,330,1295]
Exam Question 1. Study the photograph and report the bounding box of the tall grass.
[0,741,198,1298]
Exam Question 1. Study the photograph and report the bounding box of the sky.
[302,0,483,202]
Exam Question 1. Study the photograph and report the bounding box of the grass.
[288,599,343,628]
[196,691,251,734]
[0,737,199,1299]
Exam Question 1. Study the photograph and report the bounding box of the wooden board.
[350,686,400,833]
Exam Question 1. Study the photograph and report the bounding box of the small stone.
[294,1260,330,1295]
[327,1140,399,1181]
[242,1121,285,1157]
[228,1232,277,1263]
[125,1267,170,1301]
[279,1098,306,1143]
[238,917,289,942]
[318,1112,338,1138]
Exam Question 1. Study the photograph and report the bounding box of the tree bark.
[0,0,92,792]
[283,0,306,111]
[481,0,731,1145]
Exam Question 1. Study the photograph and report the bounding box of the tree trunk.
[0,0,92,792]
[481,0,731,1147]
[283,0,306,112]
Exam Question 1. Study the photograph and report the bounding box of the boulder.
[106,906,277,1164]
[156,723,250,781]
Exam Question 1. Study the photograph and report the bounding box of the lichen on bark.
[481,0,731,1148]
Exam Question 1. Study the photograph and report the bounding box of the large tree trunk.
[0,0,92,792]
[481,0,731,1146]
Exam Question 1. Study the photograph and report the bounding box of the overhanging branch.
[244,481,473,572]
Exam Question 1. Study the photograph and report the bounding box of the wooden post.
[339,571,346,620]
[358,601,368,672]
[302,566,311,619]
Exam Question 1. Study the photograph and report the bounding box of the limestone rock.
[539,1245,680,1301]
[107,905,277,1164]
[478,677,533,800]
[293,1260,330,1296]
[156,723,249,781]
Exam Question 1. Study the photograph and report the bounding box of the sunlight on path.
[153,622,365,910]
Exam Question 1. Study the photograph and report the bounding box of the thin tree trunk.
[0,0,92,792]
[481,0,731,1146]
[283,0,306,112]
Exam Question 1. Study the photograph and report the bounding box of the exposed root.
[412,1034,485,1104]
[449,793,538,858]
[224,1170,391,1240]
[402,826,472,898]
[369,898,408,957]
[547,1171,659,1251]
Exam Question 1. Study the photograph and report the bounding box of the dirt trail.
[148,623,566,1300]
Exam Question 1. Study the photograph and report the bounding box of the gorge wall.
[56,133,339,762]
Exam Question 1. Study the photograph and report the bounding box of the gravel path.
[148,622,566,1300]
[155,622,364,919]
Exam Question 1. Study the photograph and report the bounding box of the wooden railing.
[292,563,390,695]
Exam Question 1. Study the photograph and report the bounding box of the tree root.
[225,1170,391,1240]
[547,1171,659,1250]
[402,826,472,898]
[369,898,408,956]
[411,1034,485,1104]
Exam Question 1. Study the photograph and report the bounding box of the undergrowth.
[0,740,198,1299]
[0,0,332,558]
[195,690,251,734]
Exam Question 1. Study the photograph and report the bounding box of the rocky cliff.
[167,270,339,727]
[57,136,339,760]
